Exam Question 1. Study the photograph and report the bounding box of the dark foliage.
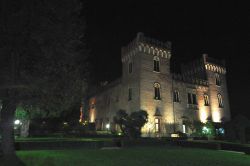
[114,110,148,139]
[0,0,88,156]
[224,115,250,143]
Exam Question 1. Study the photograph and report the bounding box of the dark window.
[154,83,161,100]
[90,104,95,109]
[215,73,221,86]
[218,93,223,108]
[128,88,132,101]
[192,94,197,105]
[187,93,192,104]
[204,95,209,106]
[188,93,197,105]
[153,56,160,72]
[128,62,132,74]
[173,90,180,102]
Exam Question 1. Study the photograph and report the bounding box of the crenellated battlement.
[121,32,172,62]
[205,63,226,74]
[203,54,226,74]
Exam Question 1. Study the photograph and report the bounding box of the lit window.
[128,88,132,101]
[217,93,223,108]
[128,62,132,74]
[182,124,186,133]
[215,73,221,86]
[154,83,161,100]
[204,94,209,106]
[187,93,197,105]
[153,56,160,72]
[173,90,180,102]
[155,118,160,132]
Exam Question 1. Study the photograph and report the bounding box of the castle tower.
[203,54,231,122]
[121,32,173,136]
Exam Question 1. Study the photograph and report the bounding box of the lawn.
[15,137,112,142]
[15,147,250,166]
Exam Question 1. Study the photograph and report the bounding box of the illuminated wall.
[85,34,231,137]
[89,97,96,123]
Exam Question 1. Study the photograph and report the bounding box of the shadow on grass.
[0,154,26,166]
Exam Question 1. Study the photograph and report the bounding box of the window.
[155,118,160,132]
[154,83,161,100]
[153,56,160,72]
[192,94,197,105]
[128,62,132,74]
[218,93,223,108]
[188,93,192,104]
[128,88,132,101]
[182,124,186,133]
[173,90,180,102]
[204,94,209,106]
[90,104,95,109]
[215,73,221,86]
[187,93,197,105]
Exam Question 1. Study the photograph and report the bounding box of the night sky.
[86,1,250,119]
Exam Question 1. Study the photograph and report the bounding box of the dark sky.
[86,1,250,119]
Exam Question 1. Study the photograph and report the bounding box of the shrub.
[113,109,148,139]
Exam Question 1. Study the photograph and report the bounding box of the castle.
[86,32,231,137]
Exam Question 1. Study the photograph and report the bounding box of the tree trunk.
[239,128,246,144]
[20,120,30,137]
[0,97,17,156]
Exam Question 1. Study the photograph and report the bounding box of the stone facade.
[86,32,231,137]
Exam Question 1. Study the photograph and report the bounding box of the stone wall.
[86,33,231,137]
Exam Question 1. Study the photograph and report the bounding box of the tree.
[182,116,194,134]
[0,0,88,160]
[233,115,250,144]
[114,110,148,139]
[15,105,30,137]
[113,109,128,134]
[202,120,216,138]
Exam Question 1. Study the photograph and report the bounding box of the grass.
[191,140,250,147]
[15,137,112,142]
[15,146,250,166]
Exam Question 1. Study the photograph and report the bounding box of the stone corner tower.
[203,54,231,122]
[121,32,173,136]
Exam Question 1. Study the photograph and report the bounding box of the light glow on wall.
[199,108,208,123]
[142,121,153,134]
[89,110,95,123]
[89,97,96,123]
[212,110,221,122]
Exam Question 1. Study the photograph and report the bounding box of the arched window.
[173,90,180,102]
[218,93,223,108]
[187,93,197,105]
[155,118,160,132]
[153,56,160,72]
[204,94,209,106]
[154,83,161,100]
[215,73,221,86]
